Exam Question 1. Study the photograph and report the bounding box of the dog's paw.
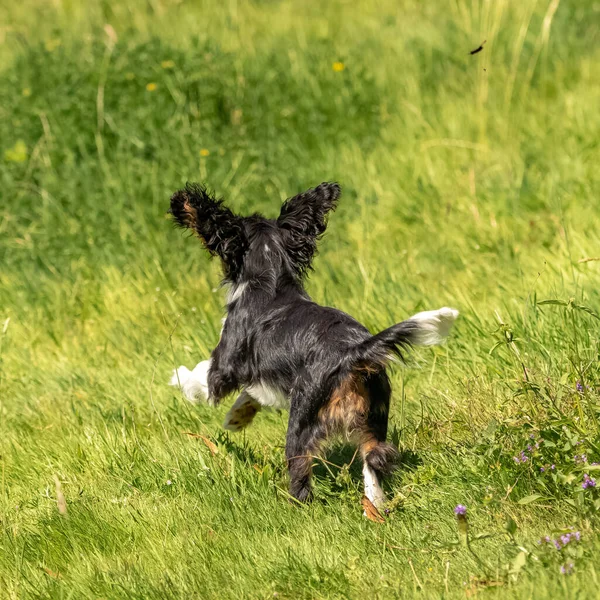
[169,361,210,404]
[223,391,261,431]
[169,366,190,387]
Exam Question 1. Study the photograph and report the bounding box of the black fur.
[365,443,400,476]
[170,182,443,503]
[277,182,341,278]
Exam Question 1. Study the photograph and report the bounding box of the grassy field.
[1,0,600,597]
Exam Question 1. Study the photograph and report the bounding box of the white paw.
[363,463,386,509]
[169,360,211,404]
[169,366,189,387]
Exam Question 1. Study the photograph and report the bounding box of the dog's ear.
[170,183,248,278]
[277,182,341,277]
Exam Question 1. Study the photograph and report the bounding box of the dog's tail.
[346,307,459,372]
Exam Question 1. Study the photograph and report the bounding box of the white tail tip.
[408,307,459,346]
[169,360,211,404]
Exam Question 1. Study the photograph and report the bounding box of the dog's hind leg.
[318,372,397,508]
[223,390,261,431]
[358,373,398,509]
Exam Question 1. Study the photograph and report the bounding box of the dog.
[169,182,458,507]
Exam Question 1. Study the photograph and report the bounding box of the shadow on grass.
[313,442,423,496]
[214,431,262,464]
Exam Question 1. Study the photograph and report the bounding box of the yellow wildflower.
[332,61,345,72]
[199,148,210,157]
[161,60,175,69]
[44,38,61,52]
[146,83,157,91]
[4,140,27,163]
[22,88,31,97]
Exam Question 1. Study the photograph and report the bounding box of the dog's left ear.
[277,182,341,277]
[170,183,248,278]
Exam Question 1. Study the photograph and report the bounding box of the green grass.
[1,0,600,597]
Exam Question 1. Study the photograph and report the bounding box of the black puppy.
[169,182,458,507]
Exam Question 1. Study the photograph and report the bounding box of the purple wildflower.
[561,534,572,546]
[551,464,555,470]
[454,504,467,516]
[540,467,545,472]
[553,539,562,550]
[575,531,581,541]
[538,536,551,545]
[576,381,584,393]
[513,452,528,464]
[582,474,596,489]
[560,563,574,575]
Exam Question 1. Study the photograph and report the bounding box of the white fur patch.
[363,462,385,509]
[246,381,289,410]
[169,359,211,404]
[408,306,459,346]
[226,282,248,304]
[223,390,262,431]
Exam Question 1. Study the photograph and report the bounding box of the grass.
[1,0,600,597]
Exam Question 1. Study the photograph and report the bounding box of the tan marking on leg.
[358,433,378,457]
[318,375,370,435]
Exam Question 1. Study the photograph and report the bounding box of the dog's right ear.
[170,183,248,278]
[277,182,341,278]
